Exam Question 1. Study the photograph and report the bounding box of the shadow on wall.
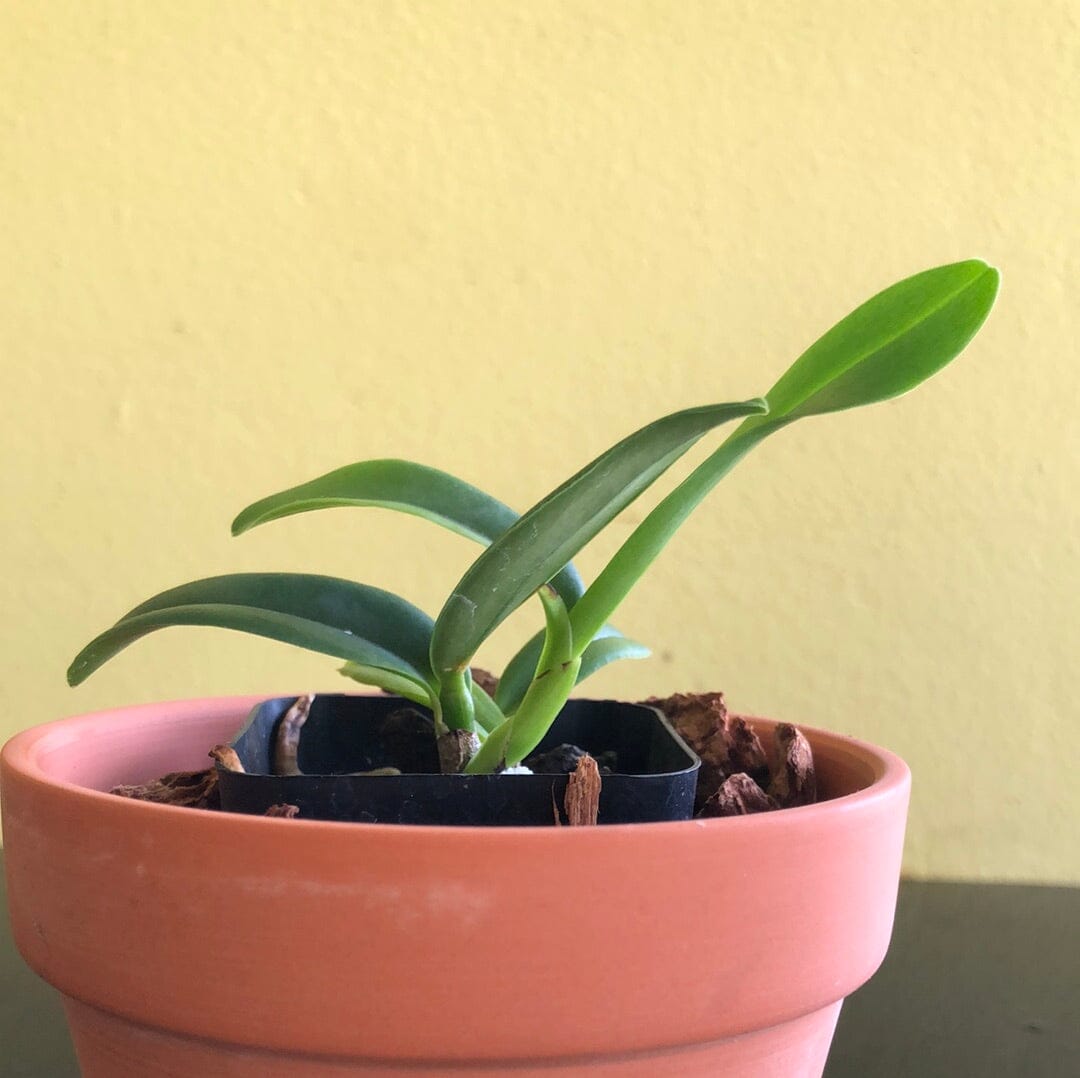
[1,855,1077,1078]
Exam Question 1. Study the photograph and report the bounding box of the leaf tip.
[230,511,253,537]
[964,258,1001,319]
[956,257,1001,299]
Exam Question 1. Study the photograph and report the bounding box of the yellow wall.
[1,2,1076,882]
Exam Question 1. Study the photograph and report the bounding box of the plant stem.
[569,426,767,651]
[439,668,477,734]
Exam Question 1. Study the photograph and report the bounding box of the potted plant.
[2,260,998,1076]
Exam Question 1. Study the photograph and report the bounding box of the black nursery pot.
[217,694,700,826]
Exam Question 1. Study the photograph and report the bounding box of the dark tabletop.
[2,853,1077,1077]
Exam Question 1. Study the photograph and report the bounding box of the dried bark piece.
[647,693,767,772]
[700,772,779,817]
[273,694,314,776]
[111,767,220,810]
[209,745,245,773]
[264,803,300,818]
[437,729,481,775]
[563,753,601,826]
[647,693,770,809]
[767,723,817,808]
[727,715,769,778]
[647,692,731,768]
[647,692,731,811]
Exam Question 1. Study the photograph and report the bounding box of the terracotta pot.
[2,695,909,1077]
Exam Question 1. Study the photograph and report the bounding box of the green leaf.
[68,574,436,688]
[745,259,1000,429]
[338,663,436,708]
[576,633,651,683]
[569,260,1000,647]
[494,625,647,714]
[470,683,506,734]
[231,458,585,607]
[232,459,515,542]
[466,587,579,773]
[338,662,504,733]
[430,398,767,676]
[494,631,546,713]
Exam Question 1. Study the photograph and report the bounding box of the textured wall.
[1,2,1076,881]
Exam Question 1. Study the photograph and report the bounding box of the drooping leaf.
[68,574,436,689]
[338,663,435,707]
[337,662,503,733]
[231,459,585,606]
[430,398,767,676]
[569,260,1000,646]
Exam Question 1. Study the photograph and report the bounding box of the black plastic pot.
[217,694,699,825]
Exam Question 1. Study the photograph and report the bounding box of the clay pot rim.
[2,692,910,840]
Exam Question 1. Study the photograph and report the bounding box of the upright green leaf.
[429,398,767,676]
[494,631,548,714]
[466,587,579,773]
[68,574,436,689]
[231,459,585,606]
[746,259,999,428]
[494,624,648,715]
[569,260,1000,646]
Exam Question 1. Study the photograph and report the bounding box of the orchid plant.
[69,260,998,773]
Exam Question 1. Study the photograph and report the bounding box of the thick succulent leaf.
[494,624,645,714]
[568,260,1000,647]
[493,631,546,714]
[744,259,999,430]
[231,459,585,606]
[567,438,759,648]
[430,398,767,676]
[467,587,578,773]
[68,573,435,687]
